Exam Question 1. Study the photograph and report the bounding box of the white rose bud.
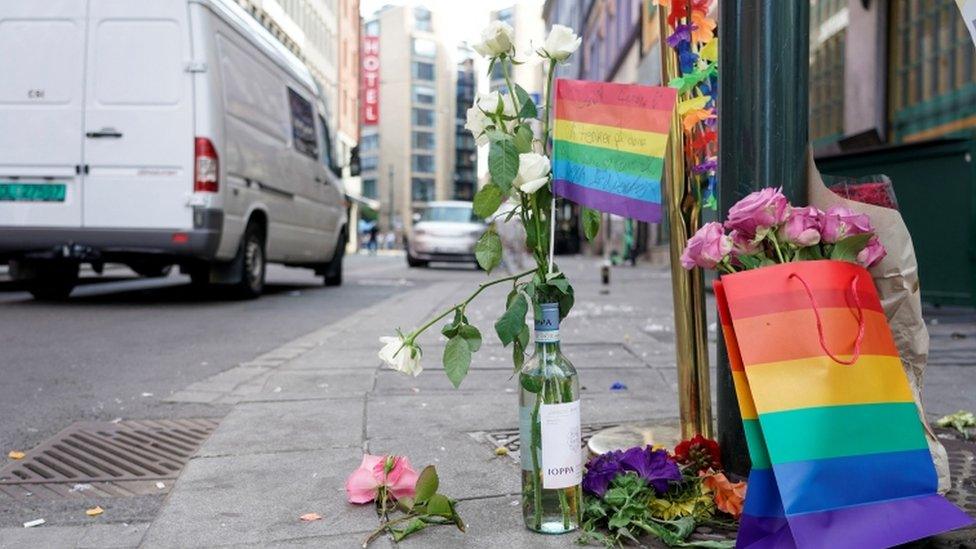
[514,153,550,194]
[464,106,490,146]
[472,21,515,58]
[542,24,581,62]
[378,336,423,377]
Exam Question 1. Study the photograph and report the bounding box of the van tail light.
[194,137,219,193]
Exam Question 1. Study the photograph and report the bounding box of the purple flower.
[857,235,887,268]
[779,206,824,247]
[618,446,681,494]
[582,450,622,497]
[692,158,717,175]
[666,24,694,48]
[680,222,732,270]
[821,205,873,243]
[724,187,790,240]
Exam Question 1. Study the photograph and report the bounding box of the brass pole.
[657,3,712,439]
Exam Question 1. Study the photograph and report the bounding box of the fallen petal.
[300,513,323,522]
[86,506,104,517]
[8,450,25,460]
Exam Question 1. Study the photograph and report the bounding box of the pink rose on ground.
[857,235,887,268]
[680,222,732,270]
[724,187,790,240]
[821,205,872,243]
[779,206,824,247]
[345,454,419,504]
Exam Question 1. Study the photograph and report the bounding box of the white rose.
[542,24,581,62]
[472,21,515,58]
[476,91,502,114]
[514,153,550,194]
[464,106,490,146]
[501,93,518,118]
[378,336,422,377]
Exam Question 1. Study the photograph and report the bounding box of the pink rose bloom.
[680,222,732,270]
[729,229,760,256]
[821,205,872,243]
[345,454,419,504]
[857,235,887,268]
[779,206,824,247]
[724,187,790,240]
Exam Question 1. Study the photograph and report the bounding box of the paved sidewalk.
[7,257,971,547]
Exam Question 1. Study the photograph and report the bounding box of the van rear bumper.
[0,210,222,261]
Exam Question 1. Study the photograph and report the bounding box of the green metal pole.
[717,0,810,476]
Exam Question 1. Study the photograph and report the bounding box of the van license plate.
[0,183,66,202]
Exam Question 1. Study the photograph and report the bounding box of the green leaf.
[514,84,537,119]
[797,245,824,261]
[472,183,504,219]
[547,276,571,295]
[513,124,533,153]
[488,140,519,191]
[458,324,482,352]
[515,323,530,351]
[474,230,502,273]
[557,284,575,320]
[443,336,471,389]
[512,339,526,370]
[736,254,762,270]
[520,374,543,393]
[390,517,428,542]
[486,129,511,144]
[494,293,528,346]
[396,496,415,513]
[413,465,439,503]
[829,233,873,263]
[426,493,453,518]
[582,207,601,240]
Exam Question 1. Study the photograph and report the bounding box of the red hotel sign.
[362,36,379,125]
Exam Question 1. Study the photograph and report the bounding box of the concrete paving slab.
[374,367,664,395]
[280,345,382,371]
[923,366,976,416]
[197,398,364,457]
[260,369,376,395]
[417,342,656,371]
[0,522,149,548]
[141,450,374,547]
[393,494,574,549]
[367,434,520,500]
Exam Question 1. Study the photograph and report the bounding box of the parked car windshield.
[420,206,477,223]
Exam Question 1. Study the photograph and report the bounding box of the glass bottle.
[518,302,582,534]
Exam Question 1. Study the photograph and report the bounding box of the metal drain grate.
[471,423,618,464]
[0,418,218,500]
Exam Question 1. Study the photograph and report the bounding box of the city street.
[1,254,974,547]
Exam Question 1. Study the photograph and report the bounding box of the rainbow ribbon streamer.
[716,261,973,548]
[551,79,676,223]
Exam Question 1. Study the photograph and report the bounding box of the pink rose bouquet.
[681,188,886,273]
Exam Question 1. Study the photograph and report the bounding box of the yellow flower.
[648,492,715,521]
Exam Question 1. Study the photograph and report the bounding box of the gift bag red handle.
[788,272,866,365]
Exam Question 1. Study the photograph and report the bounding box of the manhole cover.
[0,418,218,500]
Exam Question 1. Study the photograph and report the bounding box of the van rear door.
[82,0,194,229]
[0,0,87,227]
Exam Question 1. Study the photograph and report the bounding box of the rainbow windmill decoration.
[552,79,678,223]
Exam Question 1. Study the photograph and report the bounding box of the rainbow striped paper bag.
[551,79,675,223]
[714,260,972,548]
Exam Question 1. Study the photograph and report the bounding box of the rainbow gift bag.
[714,260,973,548]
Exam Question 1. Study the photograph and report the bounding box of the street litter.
[156,482,166,489]
[8,450,25,460]
[86,506,104,517]
[610,382,628,391]
[70,483,93,492]
[300,513,323,522]
[23,519,45,528]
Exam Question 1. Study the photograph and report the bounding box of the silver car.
[406,201,486,268]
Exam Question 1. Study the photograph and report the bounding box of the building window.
[412,61,435,80]
[412,84,436,104]
[414,7,432,32]
[412,37,437,57]
[888,0,976,141]
[362,178,377,198]
[412,107,434,127]
[412,154,435,173]
[360,133,379,152]
[412,177,435,201]
[287,88,318,159]
[412,131,436,149]
[360,155,378,172]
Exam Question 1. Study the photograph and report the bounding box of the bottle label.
[534,302,560,343]
[539,400,582,489]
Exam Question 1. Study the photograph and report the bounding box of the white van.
[0,0,348,299]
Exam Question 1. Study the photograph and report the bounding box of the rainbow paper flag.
[552,79,677,223]
[715,260,973,548]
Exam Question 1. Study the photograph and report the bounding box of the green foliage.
[443,336,472,389]
[829,233,873,263]
[582,207,601,240]
[514,84,537,119]
[513,124,534,154]
[475,229,502,273]
[365,464,465,547]
[472,183,504,219]
[494,293,528,347]
[488,139,519,192]
[414,466,439,503]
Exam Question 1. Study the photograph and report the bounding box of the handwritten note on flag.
[552,79,677,223]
